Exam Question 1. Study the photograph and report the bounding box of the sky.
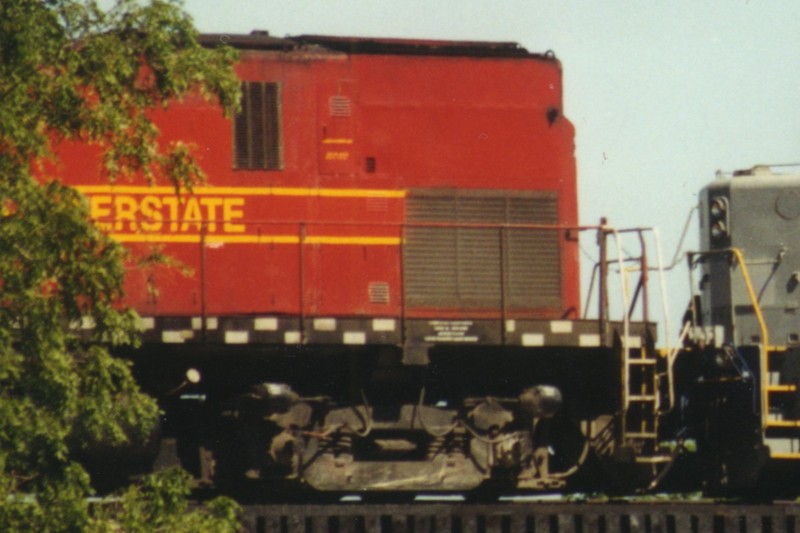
[180,0,800,345]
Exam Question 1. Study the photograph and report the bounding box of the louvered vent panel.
[234,82,283,170]
[368,282,390,305]
[404,227,458,306]
[329,96,352,117]
[508,195,558,223]
[457,196,506,223]
[457,228,501,307]
[406,195,457,222]
[405,190,561,311]
[505,229,561,308]
[504,193,561,308]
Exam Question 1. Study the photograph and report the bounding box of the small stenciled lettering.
[424,320,478,343]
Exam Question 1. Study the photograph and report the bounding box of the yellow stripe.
[322,138,354,145]
[304,236,402,246]
[76,185,405,199]
[205,235,300,244]
[771,453,800,460]
[110,233,400,246]
[115,234,202,243]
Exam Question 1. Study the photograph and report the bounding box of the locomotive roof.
[198,31,556,60]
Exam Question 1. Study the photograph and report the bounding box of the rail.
[241,501,800,533]
[584,225,671,352]
[193,218,669,330]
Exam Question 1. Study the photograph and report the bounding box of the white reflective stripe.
[505,320,516,333]
[372,318,396,332]
[192,317,218,330]
[343,331,366,345]
[550,320,573,334]
[254,317,278,331]
[521,333,545,347]
[162,331,187,343]
[284,331,301,344]
[139,317,155,331]
[579,334,601,347]
[225,331,249,344]
[314,318,337,331]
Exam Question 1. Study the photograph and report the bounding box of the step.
[624,432,658,439]
[627,359,656,365]
[766,420,800,428]
[767,384,798,392]
[627,395,657,401]
[635,455,673,464]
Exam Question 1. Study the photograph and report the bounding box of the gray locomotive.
[677,164,800,494]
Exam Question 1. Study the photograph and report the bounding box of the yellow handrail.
[729,248,770,431]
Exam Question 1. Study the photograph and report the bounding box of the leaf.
[0,0,240,530]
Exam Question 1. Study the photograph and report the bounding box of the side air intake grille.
[404,190,561,310]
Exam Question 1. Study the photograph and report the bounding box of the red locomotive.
[57,32,668,493]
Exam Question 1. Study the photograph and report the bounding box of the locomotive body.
[63,33,580,329]
[683,165,800,493]
[58,33,671,493]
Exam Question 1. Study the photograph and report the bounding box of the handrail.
[686,247,771,430]
[662,320,692,414]
[651,228,672,354]
[592,224,672,424]
[607,226,632,410]
[158,218,670,351]
[730,248,770,431]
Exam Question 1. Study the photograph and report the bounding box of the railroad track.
[241,501,800,533]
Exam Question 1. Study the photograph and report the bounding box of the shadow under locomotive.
[116,322,671,497]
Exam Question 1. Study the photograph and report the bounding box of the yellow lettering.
[85,193,250,236]
[162,197,179,232]
[180,197,203,232]
[140,196,163,232]
[223,198,245,233]
[89,195,112,231]
[200,197,223,232]
[114,196,138,232]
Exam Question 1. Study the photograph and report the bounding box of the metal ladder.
[621,342,661,456]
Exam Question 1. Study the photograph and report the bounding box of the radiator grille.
[404,190,561,310]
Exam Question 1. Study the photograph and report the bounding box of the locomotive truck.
[55,31,800,495]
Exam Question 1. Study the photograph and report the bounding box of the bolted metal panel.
[404,189,560,310]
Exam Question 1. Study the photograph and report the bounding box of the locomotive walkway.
[241,500,800,533]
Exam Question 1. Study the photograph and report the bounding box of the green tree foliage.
[88,467,240,532]
[0,0,240,529]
